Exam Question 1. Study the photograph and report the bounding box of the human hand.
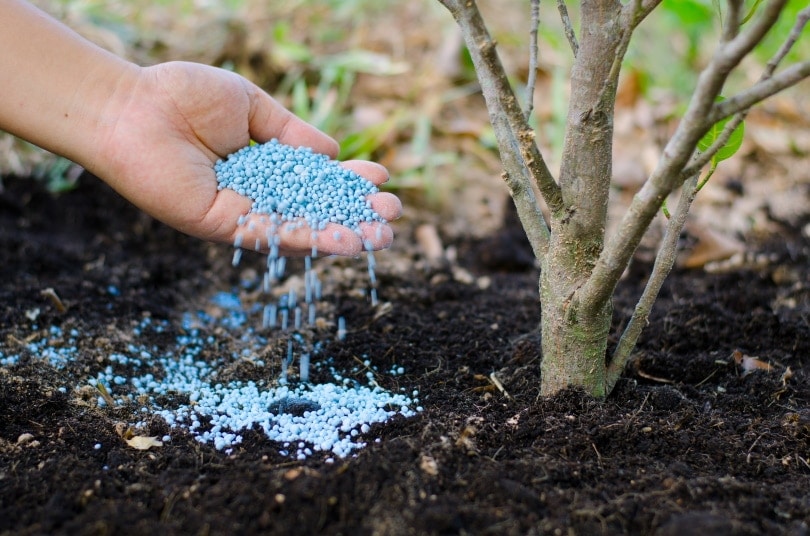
[94,61,401,256]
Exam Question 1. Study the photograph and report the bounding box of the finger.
[273,222,397,256]
[311,224,368,257]
[229,212,395,257]
[228,213,365,258]
[367,192,402,222]
[357,222,394,251]
[195,188,254,244]
[245,83,339,157]
[277,222,365,257]
[340,160,390,186]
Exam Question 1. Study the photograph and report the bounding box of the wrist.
[71,62,143,180]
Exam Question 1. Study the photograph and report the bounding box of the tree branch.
[606,173,699,392]
[635,0,664,21]
[556,0,578,56]
[709,61,810,123]
[721,0,744,42]
[721,0,789,67]
[621,0,663,29]
[683,6,810,178]
[578,0,790,318]
[525,0,540,121]
[439,0,563,258]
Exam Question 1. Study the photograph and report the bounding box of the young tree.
[437,0,810,397]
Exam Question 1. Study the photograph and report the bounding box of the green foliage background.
[3,0,807,193]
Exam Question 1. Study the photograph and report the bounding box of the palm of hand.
[99,61,399,256]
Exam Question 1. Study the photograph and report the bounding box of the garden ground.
[0,169,808,535]
[2,2,810,533]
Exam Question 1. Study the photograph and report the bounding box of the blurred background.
[4,0,809,266]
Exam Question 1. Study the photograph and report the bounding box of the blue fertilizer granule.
[0,295,421,460]
[215,139,385,233]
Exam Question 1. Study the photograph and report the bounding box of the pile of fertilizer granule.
[215,139,384,233]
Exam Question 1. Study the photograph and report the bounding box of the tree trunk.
[539,0,622,397]
[437,0,810,397]
[540,245,612,397]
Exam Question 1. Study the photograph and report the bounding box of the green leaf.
[697,98,745,164]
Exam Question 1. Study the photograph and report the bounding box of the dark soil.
[1,174,809,536]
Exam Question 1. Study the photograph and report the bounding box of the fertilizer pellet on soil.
[0,300,421,460]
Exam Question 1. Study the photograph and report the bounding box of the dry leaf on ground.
[125,436,163,450]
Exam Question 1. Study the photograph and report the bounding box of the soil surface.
[1,174,809,536]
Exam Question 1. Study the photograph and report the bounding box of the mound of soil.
[1,175,808,535]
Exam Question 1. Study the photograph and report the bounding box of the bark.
[539,0,623,397]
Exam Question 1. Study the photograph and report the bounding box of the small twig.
[746,432,767,464]
[695,368,719,387]
[40,287,67,313]
[591,442,603,470]
[525,0,540,121]
[489,372,513,401]
[721,0,744,43]
[634,368,674,384]
[556,0,578,56]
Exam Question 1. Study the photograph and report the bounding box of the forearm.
[0,0,139,173]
